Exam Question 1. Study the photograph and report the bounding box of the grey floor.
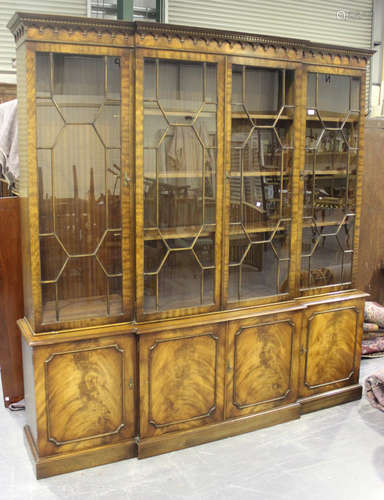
[1,358,384,500]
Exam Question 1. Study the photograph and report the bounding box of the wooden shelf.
[232,113,292,120]
[302,219,350,228]
[144,225,216,241]
[43,294,122,323]
[144,218,351,241]
[154,172,214,179]
[144,108,216,118]
[304,169,357,176]
[306,152,350,156]
[306,115,359,123]
[230,170,288,177]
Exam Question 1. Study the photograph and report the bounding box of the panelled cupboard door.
[225,311,301,419]
[223,57,301,310]
[299,299,364,398]
[139,324,225,437]
[33,334,136,457]
[135,49,225,321]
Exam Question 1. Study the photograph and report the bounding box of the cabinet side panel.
[16,43,41,328]
[22,336,38,442]
[16,43,33,325]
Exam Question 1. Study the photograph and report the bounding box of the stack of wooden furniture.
[8,12,372,478]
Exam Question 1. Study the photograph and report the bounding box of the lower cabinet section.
[21,330,137,477]
[20,293,367,478]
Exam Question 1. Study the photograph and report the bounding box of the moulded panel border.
[147,332,219,428]
[44,344,126,446]
[303,305,359,390]
[232,320,295,409]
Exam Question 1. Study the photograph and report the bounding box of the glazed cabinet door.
[298,67,365,294]
[32,333,136,457]
[135,49,224,320]
[31,47,133,331]
[223,58,301,309]
[225,311,301,419]
[139,323,225,438]
[299,299,364,398]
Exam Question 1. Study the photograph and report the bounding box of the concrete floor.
[1,357,384,500]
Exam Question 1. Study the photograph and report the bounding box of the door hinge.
[128,376,134,390]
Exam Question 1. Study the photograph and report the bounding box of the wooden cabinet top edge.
[17,317,138,346]
[7,12,374,64]
[17,289,368,344]
[296,289,369,308]
[17,299,308,343]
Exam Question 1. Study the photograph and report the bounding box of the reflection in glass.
[143,59,217,312]
[301,217,354,288]
[36,53,122,322]
[229,64,294,301]
[302,73,360,290]
[228,224,291,300]
[307,73,360,116]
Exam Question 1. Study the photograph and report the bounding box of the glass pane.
[307,72,360,117]
[36,104,64,148]
[232,65,293,115]
[318,74,351,116]
[307,73,316,109]
[158,60,204,113]
[107,57,121,99]
[106,149,121,228]
[301,217,354,289]
[53,53,105,97]
[228,224,290,300]
[302,73,360,291]
[36,53,51,97]
[143,59,217,312]
[36,53,122,322]
[95,104,121,148]
[229,65,294,302]
[40,235,67,282]
[37,149,53,234]
[97,231,122,275]
[245,67,280,114]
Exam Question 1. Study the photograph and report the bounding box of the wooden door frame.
[222,56,303,310]
[296,65,366,298]
[135,48,225,322]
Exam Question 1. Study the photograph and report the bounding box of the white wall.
[0,1,87,84]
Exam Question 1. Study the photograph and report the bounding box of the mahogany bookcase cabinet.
[8,12,372,478]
